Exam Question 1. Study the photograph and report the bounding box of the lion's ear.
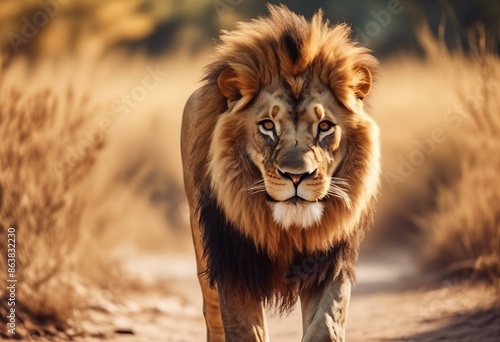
[354,66,372,100]
[332,65,374,112]
[218,68,241,101]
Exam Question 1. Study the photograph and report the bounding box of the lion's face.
[241,80,351,229]
[209,67,379,234]
[203,11,381,239]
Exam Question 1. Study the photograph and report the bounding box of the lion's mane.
[186,5,380,312]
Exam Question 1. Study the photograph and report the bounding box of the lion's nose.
[278,169,317,185]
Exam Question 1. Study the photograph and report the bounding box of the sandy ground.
[81,249,500,342]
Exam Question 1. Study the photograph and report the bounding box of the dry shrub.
[370,24,500,285]
[0,64,105,339]
[419,34,500,283]
[368,26,483,248]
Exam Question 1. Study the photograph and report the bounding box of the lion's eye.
[318,121,334,132]
[258,120,276,140]
[317,121,335,141]
[260,120,275,131]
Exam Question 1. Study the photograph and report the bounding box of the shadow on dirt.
[398,306,500,342]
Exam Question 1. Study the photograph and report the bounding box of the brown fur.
[182,4,381,334]
[191,4,379,256]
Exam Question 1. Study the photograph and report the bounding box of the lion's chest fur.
[199,193,358,313]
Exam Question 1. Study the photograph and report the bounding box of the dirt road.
[85,250,499,342]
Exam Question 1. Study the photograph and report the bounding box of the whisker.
[330,177,350,188]
[326,177,352,208]
[243,179,266,195]
[246,188,267,195]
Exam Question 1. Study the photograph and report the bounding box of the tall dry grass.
[0,64,105,339]
[367,27,499,286]
[0,51,202,339]
[418,47,500,283]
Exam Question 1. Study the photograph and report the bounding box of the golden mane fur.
[185,5,381,285]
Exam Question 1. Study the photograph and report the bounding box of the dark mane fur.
[199,191,365,313]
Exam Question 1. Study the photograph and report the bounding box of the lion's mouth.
[266,194,313,204]
[285,196,310,204]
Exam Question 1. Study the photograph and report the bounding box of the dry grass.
[418,49,500,283]
[364,27,500,286]
[0,50,201,339]
[0,64,105,339]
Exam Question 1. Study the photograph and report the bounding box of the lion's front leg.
[198,279,225,342]
[189,213,225,342]
[217,281,269,342]
[300,276,351,342]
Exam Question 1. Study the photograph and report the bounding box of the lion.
[181,5,380,341]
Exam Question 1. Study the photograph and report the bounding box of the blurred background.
[0,0,499,341]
